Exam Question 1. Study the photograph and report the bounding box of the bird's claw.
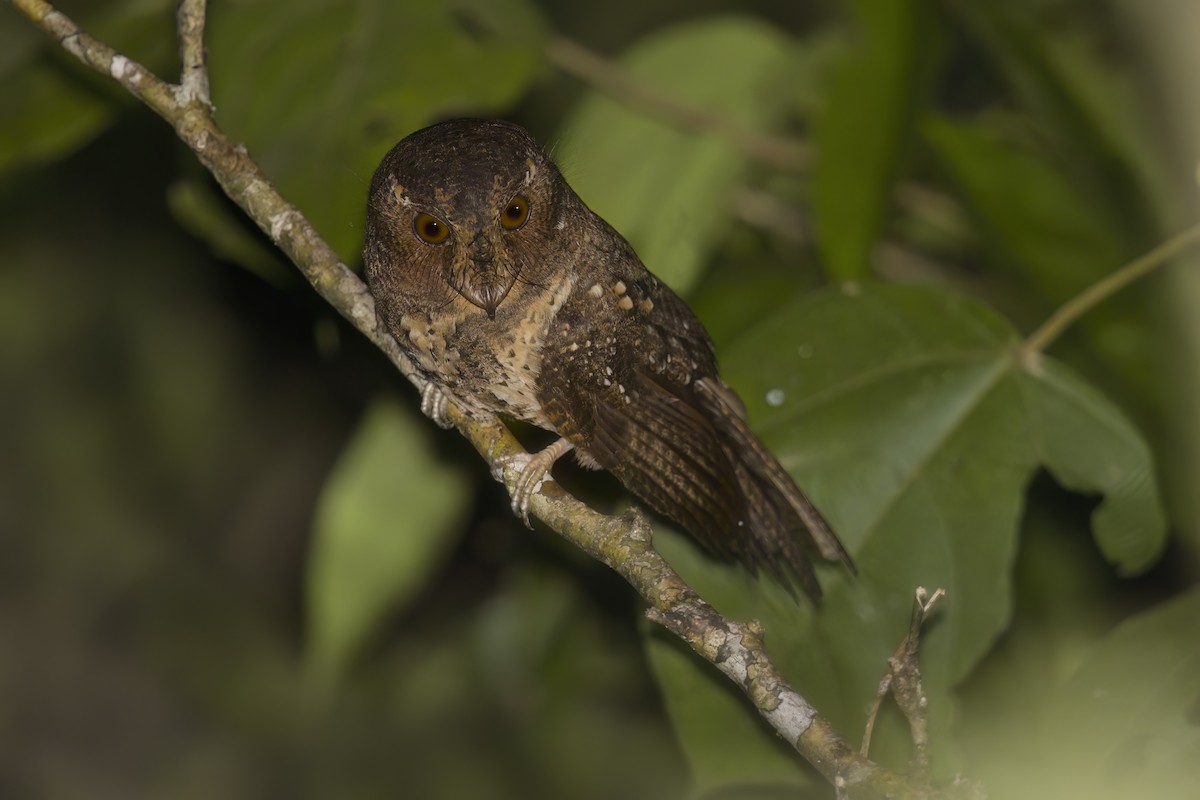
[491,452,539,528]
[420,383,454,429]
[511,454,546,529]
[496,438,575,528]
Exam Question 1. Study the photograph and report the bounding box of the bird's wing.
[536,273,849,599]
[694,378,854,572]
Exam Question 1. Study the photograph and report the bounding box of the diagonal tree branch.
[8,2,974,797]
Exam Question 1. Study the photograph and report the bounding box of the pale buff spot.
[613,280,627,295]
[589,284,603,298]
[389,177,411,207]
[640,298,654,313]
[618,296,634,311]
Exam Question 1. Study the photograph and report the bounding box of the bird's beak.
[450,232,517,318]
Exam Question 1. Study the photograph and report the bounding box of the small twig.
[545,35,810,171]
[1020,222,1200,357]
[861,586,946,785]
[893,587,944,781]
[176,0,212,107]
[860,680,887,759]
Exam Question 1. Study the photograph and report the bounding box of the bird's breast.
[484,275,577,426]
[398,275,577,429]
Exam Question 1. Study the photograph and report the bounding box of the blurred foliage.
[2,0,1198,799]
[556,16,795,293]
[202,0,545,262]
[0,0,176,171]
[306,398,469,679]
[811,0,938,281]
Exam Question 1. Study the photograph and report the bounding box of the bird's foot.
[502,437,575,527]
[419,383,454,429]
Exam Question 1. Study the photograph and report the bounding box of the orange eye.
[413,212,450,244]
[501,195,530,230]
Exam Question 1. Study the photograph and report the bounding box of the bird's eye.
[413,212,450,245]
[501,195,530,231]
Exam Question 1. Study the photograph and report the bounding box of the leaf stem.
[1021,222,1200,356]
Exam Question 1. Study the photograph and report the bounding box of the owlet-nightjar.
[363,118,852,600]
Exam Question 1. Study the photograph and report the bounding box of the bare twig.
[861,586,946,784]
[176,0,212,107]
[10,2,971,797]
[545,34,810,171]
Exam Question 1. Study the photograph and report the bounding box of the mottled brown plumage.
[363,118,852,600]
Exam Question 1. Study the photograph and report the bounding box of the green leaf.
[206,0,544,264]
[166,176,292,286]
[0,62,114,176]
[1022,358,1164,574]
[307,398,469,678]
[646,283,1166,787]
[811,0,932,281]
[921,115,1129,307]
[555,17,795,294]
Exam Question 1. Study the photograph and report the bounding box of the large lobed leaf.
[647,282,1166,790]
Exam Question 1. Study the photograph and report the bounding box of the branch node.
[619,509,653,544]
[58,30,84,59]
[913,586,946,624]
